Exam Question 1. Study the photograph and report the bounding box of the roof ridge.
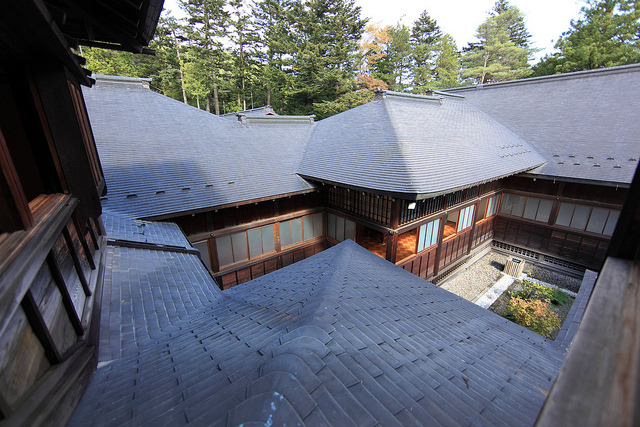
[444,63,640,93]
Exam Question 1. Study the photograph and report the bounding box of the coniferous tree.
[461,1,535,84]
[384,24,412,90]
[180,0,228,114]
[532,0,640,75]
[409,11,442,92]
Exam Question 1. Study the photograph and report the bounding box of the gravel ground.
[440,251,584,301]
[440,252,508,301]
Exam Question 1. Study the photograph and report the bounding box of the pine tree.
[432,34,461,89]
[409,11,442,92]
[384,24,412,90]
[288,0,367,114]
[532,0,640,75]
[180,0,228,114]
[462,2,535,84]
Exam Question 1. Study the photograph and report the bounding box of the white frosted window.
[262,225,275,254]
[327,213,336,239]
[345,219,355,241]
[523,198,539,220]
[556,203,574,227]
[280,220,292,247]
[336,217,345,241]
[312,213,323,238]
[231,232,248,262]
[570,205,591,230]
[603,210,620,236]
[303,215,313,241]
[512,195,526,217]
[536,199,553,222]
[248,228,262,258]
[501,194,514,214]
[217,235,234,267]
[586,207,609,234]
[193,240,211,270]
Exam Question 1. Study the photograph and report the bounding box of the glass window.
[536,199,553,223]
[345,219,355,241]
[586,207,609,234]
[312,213,323,238]
[231,232,248,262]
[217,235,234,267]
[556,203,574,227]
[417,218,440,252]
[523,198,539,220]
[457,205,475,232]
[477,199,487,221]
[487,196,498,217]
[512,195,526,217]
[280,220,292,247]
[303,215,313,241]
[570,205,591,230]
[262,225,275,254]
[501,194,514,215]
[291,217,303,244]
[336,216,345,241]
[327,213,336,239]
[193,240,211,270]
[248,228,262,259]
[603,211,620,236]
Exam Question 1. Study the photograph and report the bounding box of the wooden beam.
[73,214,95,270]
[46,253,84,336]
[21,290,62,364]
[536,258,640,426]
[0,127,33,231]
[62,225,90,296]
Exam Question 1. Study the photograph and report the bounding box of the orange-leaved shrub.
[507,296,560,338]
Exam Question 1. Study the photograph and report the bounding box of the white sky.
[162,0,586,61]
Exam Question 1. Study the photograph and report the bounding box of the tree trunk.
[172,28,188,104]
[206,94,211,112]
[481,51,489,84]
[212,68,220,115]
[267,87,271,106]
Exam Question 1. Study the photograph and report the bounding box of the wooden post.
[433,214,447,276]
[386,199,401,263]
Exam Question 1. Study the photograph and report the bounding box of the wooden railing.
[0,194,105,425]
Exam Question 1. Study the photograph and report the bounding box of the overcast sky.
[162,0,586,61]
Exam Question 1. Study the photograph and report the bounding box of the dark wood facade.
[0,57,107,425]
[165,171,627,289]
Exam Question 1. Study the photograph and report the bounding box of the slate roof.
[83,76,316,219]
[444,64,640,185]
[70,239,564,426]
[297,91,547,199]
[102,211,193,249]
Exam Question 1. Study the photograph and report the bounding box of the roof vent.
[205,184,213,188]
[558,162,564,165]
[182,187,190,191]
[614,165,622,168]
[586,156,594,159]
[573,162,581,165]
[126,194,137,198]
[228,181,235,185]
[568,155,575,158]
[607,156,615,160]
[553,154,560,157]
[594,163,601,167]
[629,158,638,162]
[155,190,165,194]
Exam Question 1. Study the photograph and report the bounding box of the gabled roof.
[444,64,640,185]
[70,240,563,426]
[83,76,316,219]
[103,211,194,249]
[298,91,547,200]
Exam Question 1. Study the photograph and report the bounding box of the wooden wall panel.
[0,306,50,407]
[51,235,85,319]
[29,262,76,357]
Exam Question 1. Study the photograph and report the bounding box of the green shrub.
[507,296,561,338]
[510,281,569,305]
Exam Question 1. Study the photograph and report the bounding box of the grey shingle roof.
[102,211,193,248]
[71,240,563,425]
[297,91,546,199]
[444,64,640,185]
[83,76,316,219]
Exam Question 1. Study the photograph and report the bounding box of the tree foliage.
[82,0,640,119]
[462,1,536,84]
[532,0,640,75]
